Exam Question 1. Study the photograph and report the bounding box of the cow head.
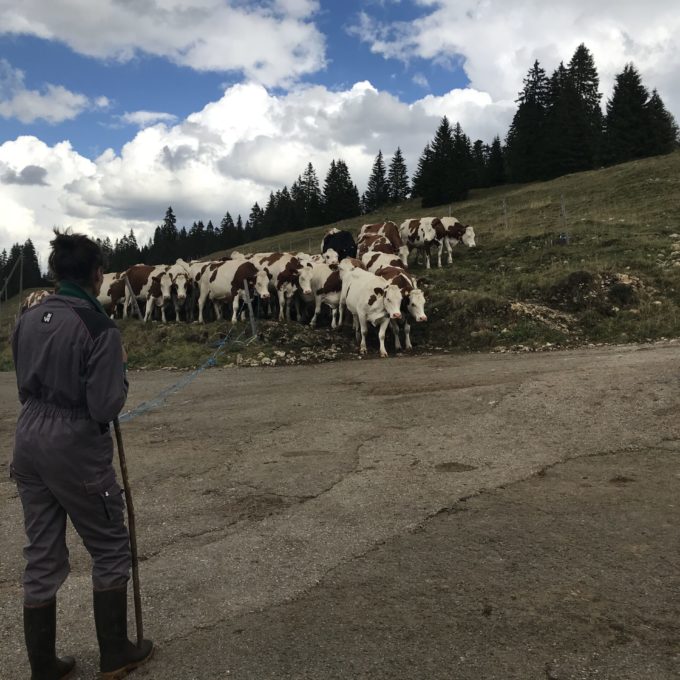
[172,273,190,303]
[298,263,314,296]
[406,288,427,322]
[151,272,173,305]
[421,221,438,243]
[323,248,339,266]
[254,269,271,300]
[462,226,476,248]
[383,284,403,320]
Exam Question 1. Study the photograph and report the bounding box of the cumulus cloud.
[0,59,106,124]
[0,0,326,87]
[1,164,48,185]
[0,80,514,258]
[350,0,680,117]
[121,111,179,127]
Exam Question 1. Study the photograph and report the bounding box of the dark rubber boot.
[23,599,76,680]
[93,588,153,679]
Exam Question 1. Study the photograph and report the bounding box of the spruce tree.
[505,60,550,182]
[486,136,506,186]
[386,147,410,202]
[220,212,236,248]
[411,143,433,199]
[645,89,679,156]
[322,159,361,223]
[568,43,603,165]
[362,150,390,213]
[604,63,651,164]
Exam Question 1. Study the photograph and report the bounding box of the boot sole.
[60,667,76,680]
[99,646,155,679]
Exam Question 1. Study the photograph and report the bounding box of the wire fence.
[118,324,257,424]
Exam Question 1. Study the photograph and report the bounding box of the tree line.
[0,240,46,300]
[1,44,677,278]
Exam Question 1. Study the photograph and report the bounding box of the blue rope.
[118,325,256,423]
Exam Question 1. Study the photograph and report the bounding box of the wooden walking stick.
[113,417,144,647]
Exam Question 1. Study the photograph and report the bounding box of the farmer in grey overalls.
[10,230,153,679]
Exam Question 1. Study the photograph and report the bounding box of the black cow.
[321,228,357,264]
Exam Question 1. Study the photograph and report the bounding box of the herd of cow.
[22,216,476,357]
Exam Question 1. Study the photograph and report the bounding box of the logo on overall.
[42,312,53,324]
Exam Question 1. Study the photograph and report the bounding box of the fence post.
[560,194,568,230]
[502,199,509,230]
[122,274,143,320]
[242,280,257,338]
[18,250,24,307]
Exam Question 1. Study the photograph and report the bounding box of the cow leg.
[310,295,322,327]
[358,315,368,354]
[331,306,338,330]
[378,318,390,358]
[445,238,453,265]
[231,297,239,323]
[198,289,209,324]
[404,319,413,350]
[161,304,167,323]
[390,319,402,351]
[425,244,431,269]
[143,298,153,323]
[277,290,286,321]
[437,241,443,268]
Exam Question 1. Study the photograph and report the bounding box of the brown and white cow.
[357,221,409,266]
[360,251,405,273]
[97,272,126,317]
[247,252,305,321]
[297,261,343,328]
[123,264,174,322]
[338,265,403,357]
[21,289,52,313]
[399,217,443,269]
[375,266,427,351]
[164,261,193,322]
[438,216,476,264]
[197,259,270,323]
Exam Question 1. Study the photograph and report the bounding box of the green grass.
[2,151,680,370]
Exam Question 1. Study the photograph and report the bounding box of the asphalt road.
[1,344,679,679]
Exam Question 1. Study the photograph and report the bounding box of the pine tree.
[471,140,486,188]
[419,116,469,208]
[362,150,390,213]
[290,163,323,231]
[21,239,43,289]
[604,63,651,165]
[452,122,473,197]
[322,159,361,223]
[220,212,236,248]
[568,43,603,165]
[505,60,550,182]
[247,204,264,240]
[236,215,244,245]
[411,143,433,199]
[486,136,506,186]
[386,147,410,202]
[645,89,679,156]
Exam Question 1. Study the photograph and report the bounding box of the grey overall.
[10,293,131,605]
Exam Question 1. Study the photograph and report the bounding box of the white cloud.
[121,111,179,127]
[0,59,95,124]
[412,72,430,89]
[350,0,680,117]
[0,0,326,87]
[0,80,513,259]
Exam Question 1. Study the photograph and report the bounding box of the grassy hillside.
[2,151,680,370]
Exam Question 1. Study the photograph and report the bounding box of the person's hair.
[48,229,104,286]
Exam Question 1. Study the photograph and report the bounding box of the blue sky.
[1,2,467,159]
[1,0,678,257]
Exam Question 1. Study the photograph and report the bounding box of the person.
[10,230,153,679]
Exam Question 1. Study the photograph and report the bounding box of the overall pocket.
[84,469,124,521]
